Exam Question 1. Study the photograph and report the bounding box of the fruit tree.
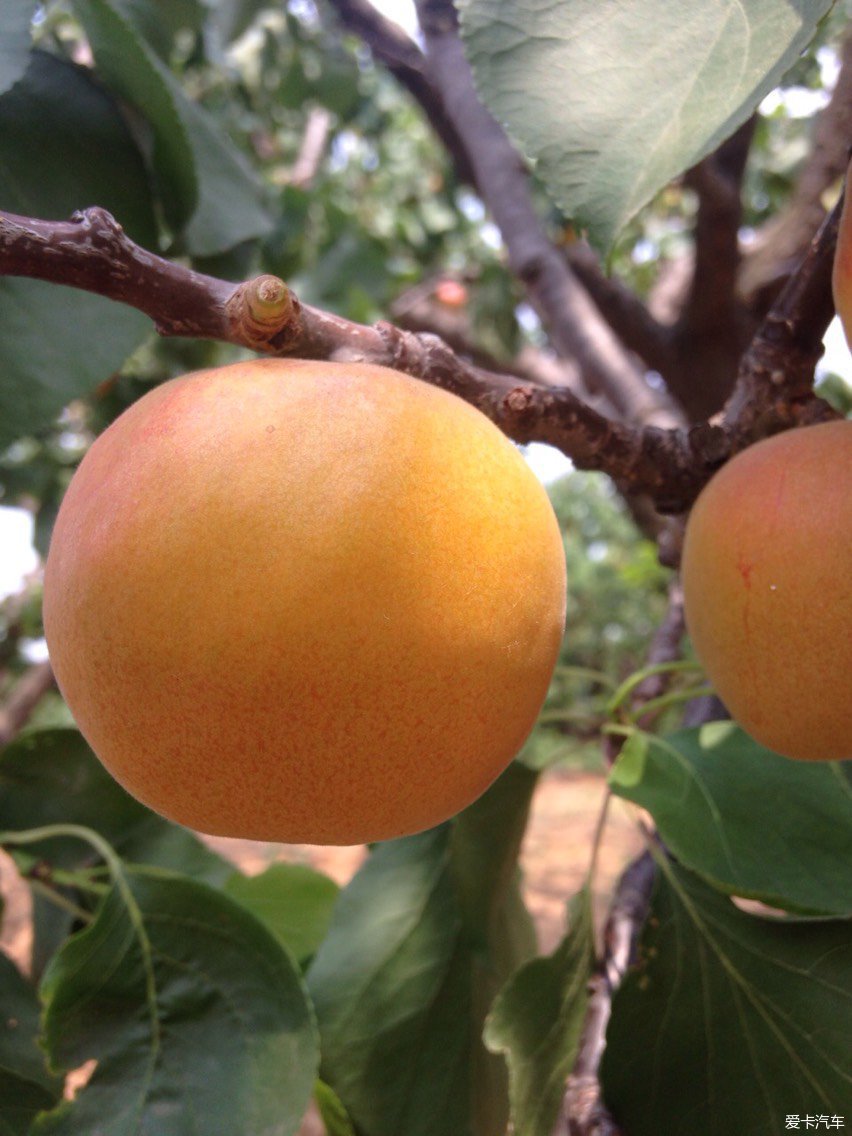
[0,2,850,1135]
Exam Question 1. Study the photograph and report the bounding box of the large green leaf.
[108,0,206,61]
[609,723,852,916]
[73,0,273,254]
[71,0,196,231]
[0,1,35,96]
[0,51,156,239]
[307,762,538,1136]
[459,0,832,251]
[223,862,340,966]
[0,50,155,447]
[484,887,595,1136]
[0,952,61,1132]
[33,870,319,1135]
[601,860,852,1135]
[0,728,232,885]
[0,280,151,449]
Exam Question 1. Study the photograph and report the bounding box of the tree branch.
[0,662,55,749]
[0,202,839,513]
[666,119,758,418]
[739,25,852,310]
[410,0,682,429]
[562,240,675,388]
[325,0,477,186]
[721,194,841,435]
[560,850,656,1136]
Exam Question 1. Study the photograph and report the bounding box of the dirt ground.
[0,768,643,1127]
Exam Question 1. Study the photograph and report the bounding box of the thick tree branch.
[390,280,598,407]
[410,0,681,430]
[562,241,676,386]
[325,0,477,186]
[721,194,841,434]
[739,25,852,309]
[0,202,839,513]
[665,120,758,419]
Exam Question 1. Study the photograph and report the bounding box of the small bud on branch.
[0,205,840,516]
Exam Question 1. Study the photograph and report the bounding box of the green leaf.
[314,1080,357,1136]
[71,0,197,232]
[459,0,832,251]
[0,951,62,1131]
[601,860,852,1135]
[484,888,595,1136]
[0,49,156,447]
[0,2,34,97]
[224,862,340,966]
[178,92,273,256]
[609,722,852,916]
[0,51,157,239]
[73,0,273,254]
[0,1069,57,1136]
[108,0,205,61]
[211,0,269,46]
[33,870,319,1135]
[307,763,539,1136]
[0,281,151,450]
[0,728,232,886]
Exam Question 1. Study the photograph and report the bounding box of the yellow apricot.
[43,359,567,844]
[681,420,852,761]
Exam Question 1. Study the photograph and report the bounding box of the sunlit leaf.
[460,0,832,250]
[609,723,852,916]
[73,0,273,254]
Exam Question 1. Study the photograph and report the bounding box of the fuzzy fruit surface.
[682,420,852,761]
[43,359,567,844]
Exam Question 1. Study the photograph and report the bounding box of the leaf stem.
[0,825,161,1054]
[605,660,704,715]
[625,683,714,724]
[27,877,93,924]
[553,664,617,689]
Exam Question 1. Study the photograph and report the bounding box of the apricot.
[832,159,852,349]
[681,420,852,761]
[43,358,566,844]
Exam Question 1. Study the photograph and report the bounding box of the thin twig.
[560,851,656,1136]
[0,661,55,749]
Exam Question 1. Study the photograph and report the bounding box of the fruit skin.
[832,161,852,350]
[43,358,566,844]
[681,420,852,761]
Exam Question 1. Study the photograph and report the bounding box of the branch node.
[226,275,299,349]
[503,383,538,416]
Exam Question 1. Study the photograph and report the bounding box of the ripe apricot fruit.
[43,358,567,844]
[681,420,852,761]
